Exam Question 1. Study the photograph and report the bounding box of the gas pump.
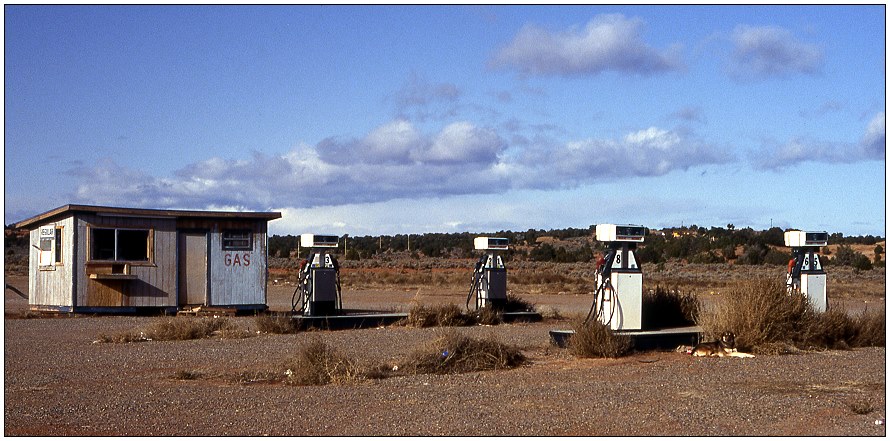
[784,230,828,312]
[292,234,342,316]
[466,237,508,311]
[586,224,645,330]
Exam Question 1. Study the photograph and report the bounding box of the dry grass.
[170,370,204,381]
[696,277,886,353]
[255,314,301,334]
[474,305,502,325]
[568,318,632,358]
[401,329,526,375]
[96,317,248,343]
[641,287,700,330]
[402,303,475,328]
[504,293,536,312]
[283,338,360,386]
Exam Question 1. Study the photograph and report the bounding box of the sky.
[4,5,886,237]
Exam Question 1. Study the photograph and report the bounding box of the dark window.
[55,228,63,264]
[222,230,253,251]
[91,228,150,262]
[118,230,149,261]
[616,226,645,237]
[92,228,116,260]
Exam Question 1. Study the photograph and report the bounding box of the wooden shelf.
[89,273,138,281]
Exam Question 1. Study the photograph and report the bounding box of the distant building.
[14,204,281,313]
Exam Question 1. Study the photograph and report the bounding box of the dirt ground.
[3,264,887,436]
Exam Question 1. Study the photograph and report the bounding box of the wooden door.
[178,232,208,306]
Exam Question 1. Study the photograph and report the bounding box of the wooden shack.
[14,204,282,313]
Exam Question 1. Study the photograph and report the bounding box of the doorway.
[178,232,208,306]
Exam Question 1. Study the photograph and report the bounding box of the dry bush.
[851,310,886,347]
[568,318,632,358]
[847,398,878,415]
[697,278,815,352]
[475,305,502,326]
[255,314,301,334]
[696,277,886,353]
[539,305,565,321]
[97,317,246,343]
[283,338,360,386]
[170,370,203,380]
[403,303,474,328]
[802,309,858,350]
[641,286,700,330]
[504,293,536,313]
[402,329,526,375]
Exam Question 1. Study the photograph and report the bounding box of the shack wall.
[28,216,75,308]
[207,221,268,306]
[75,214,178,308]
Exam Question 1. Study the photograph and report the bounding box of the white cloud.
[390,72,462,122]
[491,14,683,76]
[415,122,505,164]
[751,112,885,170]
[729,25,823,80]
[861,112,885,160]
[65,121,730,213]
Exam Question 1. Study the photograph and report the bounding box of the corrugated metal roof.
[14,204,282,229]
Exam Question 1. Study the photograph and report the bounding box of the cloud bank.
[751,112,884,170]
[67,120,731,211]
[491,14,683,76]
[728,25,823,80]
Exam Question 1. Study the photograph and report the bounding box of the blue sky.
[4,5,885,236]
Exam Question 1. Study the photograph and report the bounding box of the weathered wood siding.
[75,214,178,308]
[208,221,268,306]
[28,216,75,307]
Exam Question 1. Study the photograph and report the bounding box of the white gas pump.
[293,234,342,316]
[466,237,508,310]
[784,230,828,312]
[586,224,645,330]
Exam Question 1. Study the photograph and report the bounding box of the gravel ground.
[4,272,886,436]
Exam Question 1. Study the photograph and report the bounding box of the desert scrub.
[568,318,632,358]
[696,277,885,353]
[402,329,526,375]
[504,293,536,313]
[255,314,301,334]
[402,303,475,327]
[283,338,360,386]
[641,286,700,330]
[96,317,247,343]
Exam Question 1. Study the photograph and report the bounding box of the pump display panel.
[474,237,509,250]
[596,224,645,243]
[300,234,339,248]
[784,231,828,247]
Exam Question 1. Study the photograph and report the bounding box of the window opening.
[222,230,253,251]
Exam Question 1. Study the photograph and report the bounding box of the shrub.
[850,310,886,347]
[402,329,526,374]
[688,251,723,264]
[171,370,203,380]
[283,338,359,386]
[695,278,815,352]
[475,305,502,326]
[145,317,242,341]
[403,303,474,328]
[641,287,700,330]
[255,314,301,334]
[568,319,632,358]
[504,293,536,313]
[97,317,245,343]
[696,277,886,353]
